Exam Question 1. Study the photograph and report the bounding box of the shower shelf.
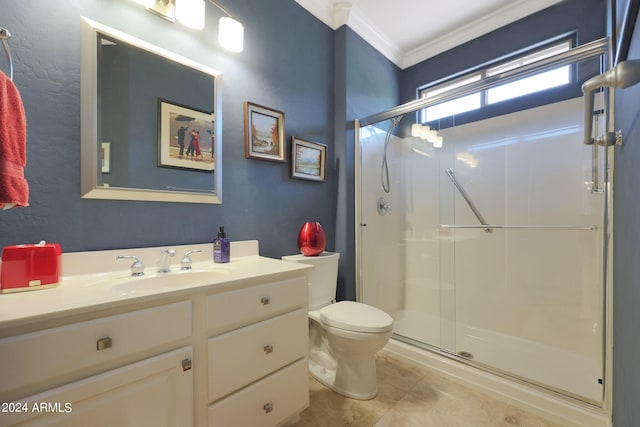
[440,224,597,231]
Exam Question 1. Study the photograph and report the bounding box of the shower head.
[582,60,640,145]
[391,115,404,126]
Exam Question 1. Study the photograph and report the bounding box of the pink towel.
[0,70,28,209]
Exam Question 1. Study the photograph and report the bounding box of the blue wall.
[0,0,336,260]
[613,3,640,425]
[333,26,400,301]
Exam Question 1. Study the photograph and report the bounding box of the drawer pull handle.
[261,296,270,305]
[263,344,274,354]
[263,402,273,414]
[96,337,112,351]
[182,358,192,371]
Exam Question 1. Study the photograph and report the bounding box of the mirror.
[80,17,222,203]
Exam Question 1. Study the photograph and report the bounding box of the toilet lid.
[319,301,393,333]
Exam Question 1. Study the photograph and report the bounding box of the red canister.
[1,241,62,293]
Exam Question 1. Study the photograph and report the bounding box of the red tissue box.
[1,242,62,293]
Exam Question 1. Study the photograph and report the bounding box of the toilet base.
[309,354,378,400]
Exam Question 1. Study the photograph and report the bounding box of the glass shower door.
[439,97,605,402]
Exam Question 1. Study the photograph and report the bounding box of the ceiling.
[295,0,564,69]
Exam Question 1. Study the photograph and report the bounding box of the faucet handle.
[181,250,203,270]
[116,255,145,276]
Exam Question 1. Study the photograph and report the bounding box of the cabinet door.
[0,347,193,427]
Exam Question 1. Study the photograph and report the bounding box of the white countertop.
[0,241,311,329]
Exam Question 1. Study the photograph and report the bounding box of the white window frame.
[419,39,573,123]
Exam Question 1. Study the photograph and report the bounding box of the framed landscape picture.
[244,101,285,162]
[291,137,326,182]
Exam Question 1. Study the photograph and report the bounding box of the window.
[419,39,572,122]
[421,74,481,122]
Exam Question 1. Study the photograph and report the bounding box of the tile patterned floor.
[293,353,564,427]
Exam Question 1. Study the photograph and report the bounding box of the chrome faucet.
[157,249,176,273]
[181,250,203,270]
[116,255,145,276]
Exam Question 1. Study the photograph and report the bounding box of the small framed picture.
[158,99,216,172]
[291,137,326,182]
[101,142,111,173]
[244,101,285,162]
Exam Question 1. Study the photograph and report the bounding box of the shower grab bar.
[445,168,492,233]
[440,224,597,231]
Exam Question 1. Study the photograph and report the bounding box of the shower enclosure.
[356,39,611,405]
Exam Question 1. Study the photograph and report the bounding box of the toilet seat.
[319,301,393,333]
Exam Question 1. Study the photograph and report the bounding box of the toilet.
[282,252,393,400]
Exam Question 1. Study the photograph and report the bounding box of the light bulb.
[411,123,422,137]
[434,136,443,148]
[219,16,244,52]
[176,0,205,30]
[419,126,430,140]
[427,129,437,143]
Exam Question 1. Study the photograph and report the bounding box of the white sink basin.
[110,269,229,293]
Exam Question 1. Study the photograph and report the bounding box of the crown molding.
[296,0,564,70]
[295,0,335,28]
[400,0,565,69]
[340,3,404,66]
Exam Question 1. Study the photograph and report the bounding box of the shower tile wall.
[359,97,605,402]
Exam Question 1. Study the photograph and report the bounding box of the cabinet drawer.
[208,358,309,427]
[0,301,192,396]
[207,276,306,334]
[208,308,307,402]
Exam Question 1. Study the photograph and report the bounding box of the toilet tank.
[282,252,340,310]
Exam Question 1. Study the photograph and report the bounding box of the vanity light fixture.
[141,0,244,52]
[145,0,176,22]
[426,129,438,143]
[135,0,155,7]
[176,0,205,30]
[209,0,244,52]
[434,135,444,148]
[412,123,443,148]
[419,125,430,140]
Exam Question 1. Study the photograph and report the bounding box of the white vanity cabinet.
[0,301,193,427]
[206,277,309,427]
[0,245,312,427]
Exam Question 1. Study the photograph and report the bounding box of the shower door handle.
[587,92,615,194]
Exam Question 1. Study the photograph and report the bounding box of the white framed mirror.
[80,17,222,204]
